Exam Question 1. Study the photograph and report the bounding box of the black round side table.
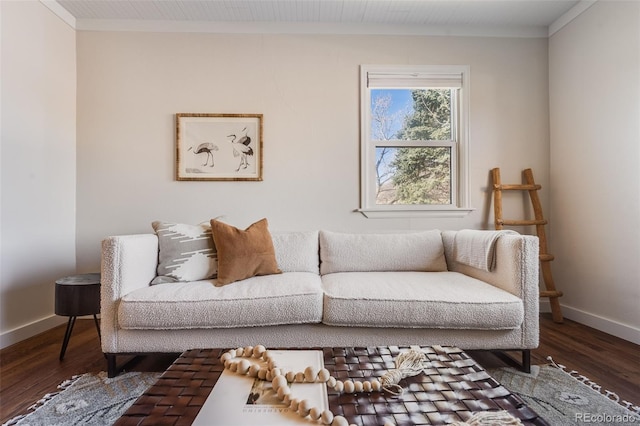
[55,273,101,360]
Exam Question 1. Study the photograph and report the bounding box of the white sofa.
[101,229,539,377]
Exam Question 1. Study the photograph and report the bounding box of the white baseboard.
[0,315,68,350]
[539,301,640,345]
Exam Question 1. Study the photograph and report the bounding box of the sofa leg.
[522,349,531,373]
[105,353,146,377]
[491,349,531,373]
[106,353,117,378]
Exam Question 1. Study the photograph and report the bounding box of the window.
[359,65,473,218]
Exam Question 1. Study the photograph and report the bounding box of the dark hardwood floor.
[1,313,638,423]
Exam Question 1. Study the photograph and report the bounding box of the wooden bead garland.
[220,345,404,426]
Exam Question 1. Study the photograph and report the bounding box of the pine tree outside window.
[359,65,473,218]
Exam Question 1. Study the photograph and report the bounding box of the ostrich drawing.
[188,142,218,167]
[227,127,253,171]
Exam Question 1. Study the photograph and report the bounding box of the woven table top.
[115,346,548,426]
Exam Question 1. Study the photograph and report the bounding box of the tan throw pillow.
[210,218,282,286]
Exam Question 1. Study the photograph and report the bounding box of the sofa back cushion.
[272,231,320,273]
[319,230,447,274]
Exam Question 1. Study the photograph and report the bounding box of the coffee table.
[115,346,548,426]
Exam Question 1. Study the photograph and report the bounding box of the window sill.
[357,207,475,219]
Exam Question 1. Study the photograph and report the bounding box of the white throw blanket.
[454,229,518,272]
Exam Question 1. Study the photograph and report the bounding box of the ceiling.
[50,0,588,37]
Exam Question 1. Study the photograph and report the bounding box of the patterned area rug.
[2,371,160,426]
[3,362,638,426]
[488,360,639,426]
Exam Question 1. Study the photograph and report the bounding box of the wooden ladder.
[491,168,564,323]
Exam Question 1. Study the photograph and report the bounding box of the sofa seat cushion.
[118,272,323,330]
[321,271,523,330]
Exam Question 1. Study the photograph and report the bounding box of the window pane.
[375,147,451,205]
[371,89,452,141]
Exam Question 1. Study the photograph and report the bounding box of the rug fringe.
[448,410,523,425]
[1,414,26,426]
[546,356,640,414]
[58,374,83,391]
[1,374,85,426]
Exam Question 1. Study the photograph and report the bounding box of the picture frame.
[176,113,263,181]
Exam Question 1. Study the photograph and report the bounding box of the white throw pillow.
[319,230,447,274]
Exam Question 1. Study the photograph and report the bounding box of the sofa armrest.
[100,234,158,353]
[442,230,540,348]
[442,231,538,297]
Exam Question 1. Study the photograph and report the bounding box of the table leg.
[93,314,101,342]
[59,316,76,361]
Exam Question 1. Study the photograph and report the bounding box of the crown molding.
[548,0,597,37]
[39,0,601,40]
[40,0,549,38]
[46,0,602,39]
[72,19,548,38]
[40,0,76,29]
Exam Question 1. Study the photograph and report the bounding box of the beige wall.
[76,32,550,273]
[0,1,76,347]
[5,2,638,346]
[549,1,640,342]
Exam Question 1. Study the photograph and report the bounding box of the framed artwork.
[176,113,263,181]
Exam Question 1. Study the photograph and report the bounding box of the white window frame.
[358,64,473,218]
